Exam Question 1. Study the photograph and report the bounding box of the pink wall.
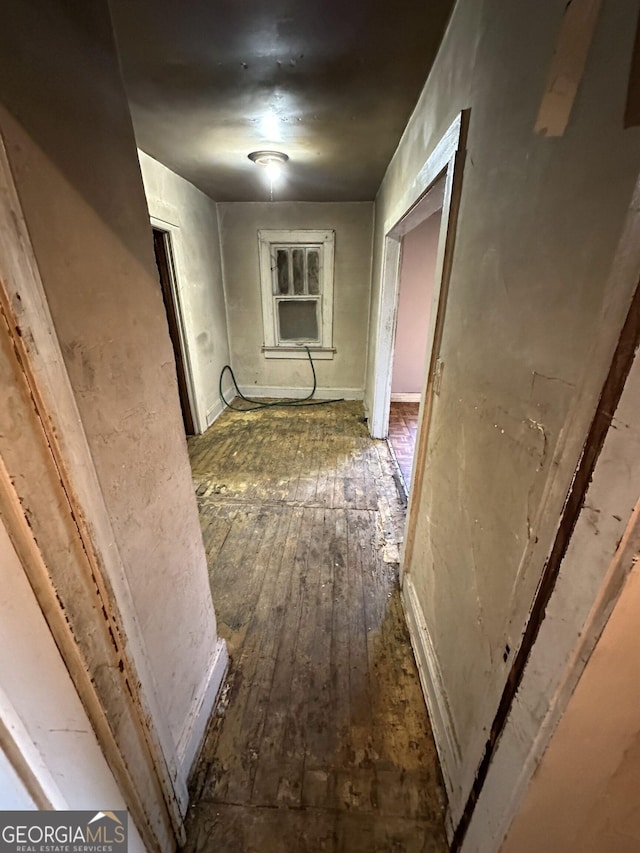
[391,211,441,395]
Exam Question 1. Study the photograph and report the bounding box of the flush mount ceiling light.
[248,149,289,168]
[248,150,289,200]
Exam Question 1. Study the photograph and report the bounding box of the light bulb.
[264,159,283,183]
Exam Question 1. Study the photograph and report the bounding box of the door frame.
[150,216,203,434]
[369,112,467,578]
[0,135,185,851]
[369,111,467,443]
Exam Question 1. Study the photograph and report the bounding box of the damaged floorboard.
[186,401,447,852]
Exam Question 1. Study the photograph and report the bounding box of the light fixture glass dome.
[248,150,289,167]
[248,150,289,199]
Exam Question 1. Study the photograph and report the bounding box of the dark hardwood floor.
[387,402,420,492]
[185,401,447,852]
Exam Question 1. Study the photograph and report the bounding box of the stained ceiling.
[109,0,454,202]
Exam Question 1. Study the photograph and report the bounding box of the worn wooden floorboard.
[186,401,447,852]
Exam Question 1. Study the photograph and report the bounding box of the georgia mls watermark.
[0,811,127,853]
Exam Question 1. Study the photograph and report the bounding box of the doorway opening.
[152,227,195,435]
[369,113,465,445]
[387,207,443,494]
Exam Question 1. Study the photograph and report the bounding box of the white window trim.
[258,229,335,359]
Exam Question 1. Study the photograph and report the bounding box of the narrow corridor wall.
[138,151,232,429]
[365,0,640,832]
[0,0,224,795]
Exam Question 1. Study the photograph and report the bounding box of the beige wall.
[218,201,373,395]
[391,212,441,395]
[0,0,220,764]
[365,0,640,826]
[502,555,640,853]
[138,150,231,429]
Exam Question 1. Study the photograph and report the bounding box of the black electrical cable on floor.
[219,346,344,412]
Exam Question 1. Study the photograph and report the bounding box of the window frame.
[258,229,336,359]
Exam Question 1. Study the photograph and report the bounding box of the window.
[258,230,335,359]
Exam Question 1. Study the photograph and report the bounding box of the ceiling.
[109,0,454,202]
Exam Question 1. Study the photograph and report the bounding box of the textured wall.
[138,151,231,428]
[0,0,219,754]
[365,0,640,822]
[218,201,373,394]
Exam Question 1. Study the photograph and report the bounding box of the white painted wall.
[0,749,35,810]
[0,0,224,795]
[218,202,373,396]
[138,151,232,429]
[366,0,640,830]
[0,517,145,851]
[391,212,441,395]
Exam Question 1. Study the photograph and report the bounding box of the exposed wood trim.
[0,441,175,849]
[534,0,603,137]
[451,274,640,852]
[0,136,185,851]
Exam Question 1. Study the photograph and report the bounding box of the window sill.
[262,346,336,360]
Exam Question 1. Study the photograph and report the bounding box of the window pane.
[276,249,289,294]
[307,249,320,295]
[278,300,319,341]
[292,248,304,294]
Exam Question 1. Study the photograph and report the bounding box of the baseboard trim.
[237,385,364,401]
[205,385,235,429]
[175,638,228,780]
[391,392,421,403]
[402,576,461,839]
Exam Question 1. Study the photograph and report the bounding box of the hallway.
[185,401,447,852]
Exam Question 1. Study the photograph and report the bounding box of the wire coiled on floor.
[219,346,344,412]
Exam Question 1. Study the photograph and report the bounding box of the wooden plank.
[303,508,338,768]
[248,505,308,806]
[282,507,325,770]
[345,510,373,737]
[328,507,352,768]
